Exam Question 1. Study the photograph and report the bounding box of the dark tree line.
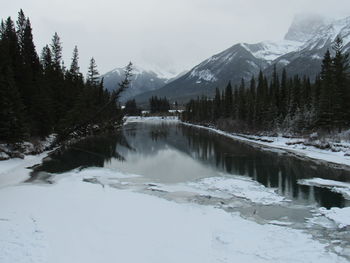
[124,99,141,116]
[149,96,170,113]
[0,10,126,143]
[183,38,350,134]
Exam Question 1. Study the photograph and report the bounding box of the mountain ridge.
[134,15,350,104]
[101,65,181,102]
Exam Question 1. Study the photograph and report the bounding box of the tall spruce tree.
[213,88,221,120]
[51,32,62,72]
[0,66,28,142]
[318,49,333,131]
[280,68,288,118]
[70,46,80,76]
[16,9,26,53]
[246,77,256,127]
[224,81,233,118]
[332,37,349,130]
[87,57,99,86]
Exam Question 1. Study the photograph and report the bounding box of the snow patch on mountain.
[243,40,303,61]
[247,60,259,69]
[108,65,168,81]
[104,64,183,84]
[278,59,290,66]
[189,68,217,82]
[311,54,322,60]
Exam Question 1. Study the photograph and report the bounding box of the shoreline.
[122,117,350,169]
[0,148,57,189]
[181,122,350,170]
[2,117,349,190]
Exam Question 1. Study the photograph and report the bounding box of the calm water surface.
[32,122,350,209]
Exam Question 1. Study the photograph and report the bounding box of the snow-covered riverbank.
[182,122,350,168]
[0,167,348,263]
[0,134,56,161]
[0,150,54,189]
[124,116,180,124]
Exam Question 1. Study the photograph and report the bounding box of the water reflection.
[150,124,170,141]
[180,126,350,208]
[33,122,350,209]
[32,132,132,175]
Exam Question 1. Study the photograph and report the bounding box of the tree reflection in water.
[30,123,350,209]
[181,126,350,208]
[29,131,133,180]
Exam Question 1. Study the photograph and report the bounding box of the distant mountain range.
[129,14,350,104]
[101,65,186,102]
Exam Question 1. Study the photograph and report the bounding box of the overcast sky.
[2,0,350,76]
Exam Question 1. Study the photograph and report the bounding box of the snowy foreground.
[0,166,348,263]
[0,150,53,188]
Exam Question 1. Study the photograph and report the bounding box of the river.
[28,120,350,257]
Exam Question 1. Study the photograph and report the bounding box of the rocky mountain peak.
[284,14,327,42]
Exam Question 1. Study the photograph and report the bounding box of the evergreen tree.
[124,99,140,116]
[16,9,26,52]
[0,66,28,142]
[87,57,99,86]
[213,88,221,120]
[246,77,256,127]
[280,68,288,118]
[149,96,170,113]
[41,45,53,71]
[332,37,349,130]
[70,46,80,76]
[255,71,265,127]
[318,49,333,131]
[237,79,246,121]
[224,81,233,118]
[51,32,62,72]
[0,10,130,143]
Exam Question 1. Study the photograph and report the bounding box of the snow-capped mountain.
[268,16,350,77]
[134,14,350,103]
[101,65,179,102]
[284,14,328,42]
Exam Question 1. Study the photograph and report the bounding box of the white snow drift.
[0,167,347,263]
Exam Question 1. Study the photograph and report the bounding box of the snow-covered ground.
[124,116,180,124]
[182,123,350,168]
[0,150,53,189]
[0,167,348,263]
[319,207,350,229]
[188,175,287,205]
[0,134,56,161]
[146,174,287,205]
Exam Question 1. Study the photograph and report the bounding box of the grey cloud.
[1,0,349,75]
